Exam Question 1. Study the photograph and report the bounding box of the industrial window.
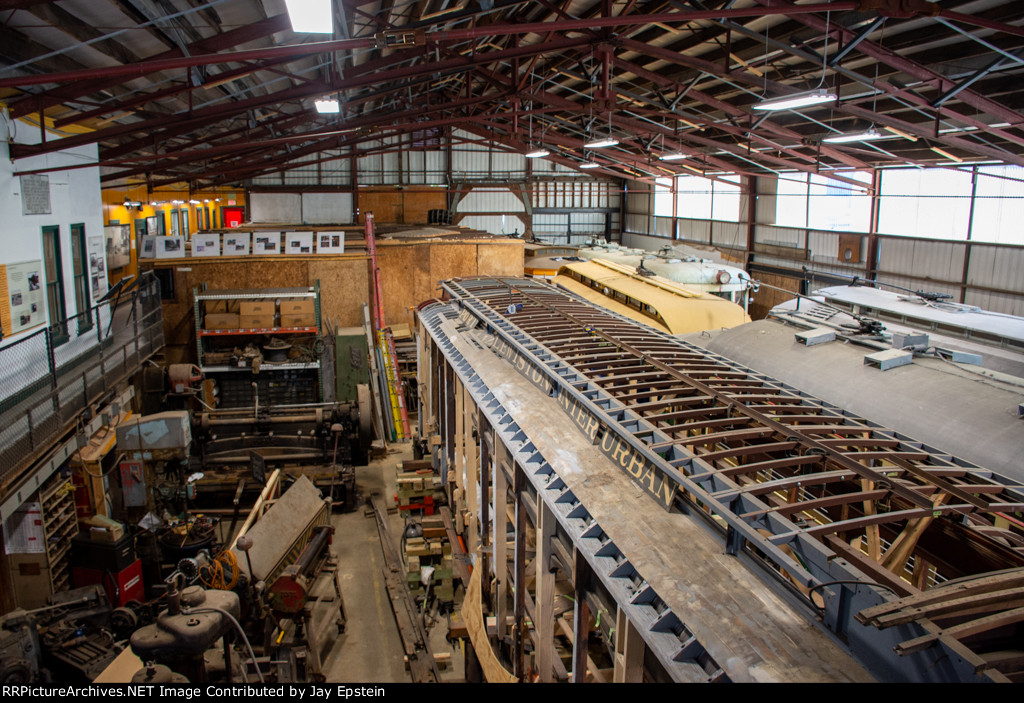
[41,225,67,344]
[807,172,871,233]
[70,223,92,334]
[775,172,871,231]
[654,177,673,217]
[675,174,740,222]
[877,167,972,239]
[970,165,1024,245]
[775,174,809,228]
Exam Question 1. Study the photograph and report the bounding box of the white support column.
[535,497,556,683]
[493,441,509,641]
[463,384,479,554]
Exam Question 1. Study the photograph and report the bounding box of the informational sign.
[104,224,131,269]
[139,235,157,259]
[192,233,220,257]
[155,236,185,259]
[1,260,46,336]
[253,232,280,255]
[3,502,44,555]
[316,231,345,254]
[223,232,250,256]
[88,235,107,299]
[285,231,313,254]
[20,175,51,215]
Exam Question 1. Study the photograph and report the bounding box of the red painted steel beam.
[135,97,517,186]
[753,0,1024,128]
[13,35,591,160]
[618,36,1024,165]
[7,14,292,119]
[0,5,856,91]
[611,56,871,171]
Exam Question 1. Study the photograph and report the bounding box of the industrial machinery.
[129,579,245,683]
[0,585,135,683]
[116,477,344,684]
[231,475,345,682]
[191,393,372,511]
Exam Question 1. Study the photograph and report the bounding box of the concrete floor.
[319,440,466,683]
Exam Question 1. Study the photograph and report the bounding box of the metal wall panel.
[623,232,672,250]
[757,224,804,248]
[301,192,353,224]
[655,215,675,238]
[966,244,1024,293]
[677,217,710,243]
[711,220,744,250]
[877,237,965,283]
[458,214,526,235]
[457,188,524,212]
[624,213,651,233]
[964,288,1023,316]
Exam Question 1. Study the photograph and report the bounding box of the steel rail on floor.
[436,275,1024,682]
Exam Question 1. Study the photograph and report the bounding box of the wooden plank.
[896,606,1024,656]
[463,563,517,683]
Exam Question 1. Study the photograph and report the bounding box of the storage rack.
[193,284,324,408]
[39,472,76,594]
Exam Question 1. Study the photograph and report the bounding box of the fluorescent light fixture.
[579,162,600,169]
[822,128,885,144]
[883,126,918,142]
[753,88,836,112]
[659,152,687,161]
[930,145,962,163]
[285,0,333,34]
[315,98,340,113]
[583,137,619,148]
[525,148,550,158]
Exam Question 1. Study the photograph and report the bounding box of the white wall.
[0,110,106,346]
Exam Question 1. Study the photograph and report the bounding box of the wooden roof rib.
[0,0,1021,186]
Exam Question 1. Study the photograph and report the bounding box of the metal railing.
[0,272,165,492]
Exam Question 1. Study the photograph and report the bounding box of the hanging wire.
[816,10,831,89]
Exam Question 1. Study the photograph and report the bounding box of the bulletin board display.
[1,260,46,337]
[316,231,345,254]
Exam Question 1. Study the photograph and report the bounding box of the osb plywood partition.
[379,239,524,329]
[360,188,447,225]
[749,270,799,321]
[310,259,368,328]
[143,237,523,363]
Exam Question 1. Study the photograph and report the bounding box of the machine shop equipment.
[191,388,372,511]
[228,476,346,682]
[0,585,131,683]
[129,580,244,684]
[114,411,192,514]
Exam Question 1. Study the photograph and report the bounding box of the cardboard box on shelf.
[280,299,315,316]
[239,301,274,316]
[280,313,315,328]
[239,314,276,329]
[204,313,240,330]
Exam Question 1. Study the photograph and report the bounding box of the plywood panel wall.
[143,238,523,361]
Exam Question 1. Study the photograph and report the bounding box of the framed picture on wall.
[253,232,280,255]
[285,231,313,254]
[192,233,220,257]
[222,232,250,256]
[316,231,345,254]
